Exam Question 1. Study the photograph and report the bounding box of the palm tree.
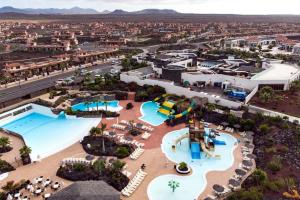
[19,146,32,157]
[168,180,180,192]
[103,101,108,112]
[0,137,10,148]
[99,123,107,153]
[84,101,91,111]
[89,127,101,136]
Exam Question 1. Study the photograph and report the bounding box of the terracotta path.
[0,100,247,200]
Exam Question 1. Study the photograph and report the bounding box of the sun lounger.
[121,169,147,197]
[207,194,218,199]
[130,148,145,160]
[141,132,151,140]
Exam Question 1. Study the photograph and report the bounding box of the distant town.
[0,7,300,200]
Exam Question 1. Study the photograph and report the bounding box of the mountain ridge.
[0,6,180,15]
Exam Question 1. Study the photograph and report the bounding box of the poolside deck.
[0,100,249,200]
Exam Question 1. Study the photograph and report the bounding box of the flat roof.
[251,63,300,81]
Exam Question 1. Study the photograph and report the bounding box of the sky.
[1,0,300,15]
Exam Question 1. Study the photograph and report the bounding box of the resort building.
[121,51,300,109]
[293,43,300,55]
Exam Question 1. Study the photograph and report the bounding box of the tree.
[168,180,180,192]
[99,123,107,153]
[84,101,91,111]
[259,86,274,103]
[111,160,125,171]
[121,58,131,71]
[19,146,32,157]
[93,160,106,175]
[0,137,10,148]
[252,169,268,186]
[89,127,101,136]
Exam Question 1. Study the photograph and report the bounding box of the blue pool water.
[72,100,121,112]
[147,128,237,200]
[1,106,100,161]
[139,101,169,126]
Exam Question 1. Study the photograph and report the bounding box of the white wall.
[0,104,34,127]
[245,85,259,104]
[182,73,257,90]
[121,73,243,109]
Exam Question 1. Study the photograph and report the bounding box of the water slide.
[153,94,169,102]
[200,141,221,158]
[191,142,201,159]
[172,133,189,151]
[211,138,226,145]
[169,100,196,119]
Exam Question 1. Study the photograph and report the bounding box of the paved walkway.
[0,100,247,200]
[248,104,300,123]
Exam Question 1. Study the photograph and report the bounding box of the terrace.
[0,95,254,200]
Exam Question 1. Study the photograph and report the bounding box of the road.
[0,63,114,104]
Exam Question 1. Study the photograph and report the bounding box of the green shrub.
[281,123,289,130]
[267,156,282,172]
[93,160,106,174]
[278,145,289,153]
[284,177,296,190]
[111,160,125,171]
[126,103,134,110]
[252,169,268,185]
[241,119,255,131]
[178,162,188,170]
[264,180,279,192]
[115,147,130,158]
[73,163,86,172]
[265,147,277,153]
[259,124,270,134]
[226,187,263,200]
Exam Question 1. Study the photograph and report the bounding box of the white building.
[292,43,300,55]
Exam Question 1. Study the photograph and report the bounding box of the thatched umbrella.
[229,179,240,187]
[246,154,257,159]
[213,184,224,193]
[49,181,120,200]
[245,131,254,136]
[221,122,229,127]
[245,144,254,149]
[242,160,253,167]
[235,169,247,176]
[233,124,241,129]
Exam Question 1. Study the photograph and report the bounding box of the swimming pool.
[0,104,100,161]
[139,101,169,126]
[147,128,237,200]
[72,100,122,112]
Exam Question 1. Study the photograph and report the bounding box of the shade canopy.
[245,144,254,149]
[246,154,257,159]
[233,124,241,129]
[49,181,120,200]
[242,160,253,167]
[235,169,247,176]
[221,122,229,126]
[229,179,240,187]
[213,184,224,193]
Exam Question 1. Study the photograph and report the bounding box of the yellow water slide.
[200,141,221,158]
[158,108,171,116]
[172,133,189,151]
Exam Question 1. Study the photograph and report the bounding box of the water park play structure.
[172,120,225,159]
[154,94,197,120]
